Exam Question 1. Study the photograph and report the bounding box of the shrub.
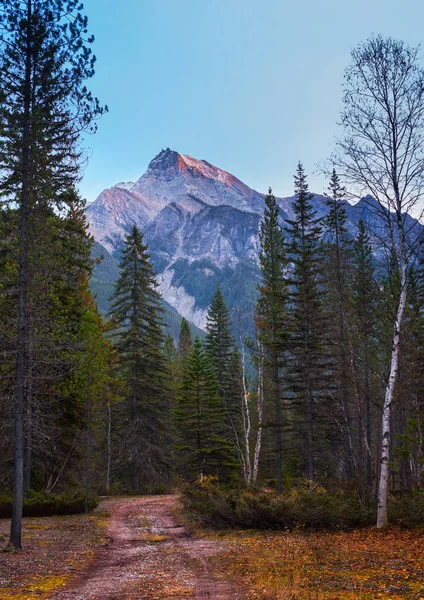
[180,479,371,530]
[0,490,98,518]
[388,490,424,528]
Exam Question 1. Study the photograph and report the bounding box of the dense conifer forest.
[1,1,424,564]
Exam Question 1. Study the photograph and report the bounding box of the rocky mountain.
[87,149,422,331]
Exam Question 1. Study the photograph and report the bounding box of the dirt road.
[53,496,244,600]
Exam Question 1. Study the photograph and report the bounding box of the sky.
[79,0,424,203]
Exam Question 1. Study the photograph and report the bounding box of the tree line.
[0,0,423,550]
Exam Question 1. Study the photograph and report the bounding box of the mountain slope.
[87,149,423,330]
[89,241,204,342]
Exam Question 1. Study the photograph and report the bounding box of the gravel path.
[53,495,244,600]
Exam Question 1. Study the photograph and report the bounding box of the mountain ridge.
[87,149,423,330]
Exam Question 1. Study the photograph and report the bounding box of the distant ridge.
[87,149,423,330]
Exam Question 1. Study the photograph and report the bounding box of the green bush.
[180,478,371,530]
[0,490,98,518]
[388,490,424,527]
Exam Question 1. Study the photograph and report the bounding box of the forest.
[1,4,424,593]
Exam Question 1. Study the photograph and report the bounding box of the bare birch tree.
[252,340,264,484]
[333,35,424,527]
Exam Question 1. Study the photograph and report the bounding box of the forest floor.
[1,496,424,599]
[0,495,245,599]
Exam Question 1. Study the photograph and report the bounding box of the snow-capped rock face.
[87,149,423,328]
[86,147,267,263]
[157,269,208,330]
[86,182,170,255]
[132,148,265,215]
[115,181,135,191]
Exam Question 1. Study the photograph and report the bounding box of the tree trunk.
[365,361,372,486]
[253,344,264,483]
[240,341,252,484]
[106,400,112,493]
[85,372,92,514]
[305,336,313,481]
[274,358,283,495]
[351,360,370,503]
[10,0,32,551]
[377,269,407,528]
[24,321,33,498]
[305,383,314,481]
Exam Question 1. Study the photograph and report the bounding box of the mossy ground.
[1,498,423,599]
[206,527,424,599]
[0,507,110,599]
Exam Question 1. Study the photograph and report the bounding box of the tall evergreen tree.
[109,224,170,492]
[323,170,359,487]
[396,254,424,489]
[205,285,241,468]
[353,219,378,486]
[285,164,328,481]
[0,0,105,549]
[178,317,193,381]
[205,284,235,396]
[255,188,288,494]
[174,337,235,482]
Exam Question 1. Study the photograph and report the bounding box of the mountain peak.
[147,148,182,172]
[147,148,234,182]
[147,148,204,174]
[127,148,266,216]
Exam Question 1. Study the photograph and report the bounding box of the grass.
[207,527,424,599]
[0,508,109,599]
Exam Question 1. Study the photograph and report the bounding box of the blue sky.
[80,0,424,203]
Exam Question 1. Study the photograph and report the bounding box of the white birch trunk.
[240,340,252,485]
[253,343,264,483]
[106,400,112,493]
[377,265,407,528]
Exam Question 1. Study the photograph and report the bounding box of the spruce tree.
[205,285,241,466]
[109,224,170,492]
[353,219,378,486]
[323,170,358,486]
[164,334,178,371]
[23,198,103,496]
[285,164,327,481]
[396,254,424,489]
[163,334,178,412]
[0,0,105,549]
[205,284,235,396]
[178,317,193,381]
[174,337,235,482]
[255,187,288,494]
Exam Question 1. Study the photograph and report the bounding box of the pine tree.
[163,333,178,423]
[353,219,378,486]
[0,193,104,502]
[205,284,235,396]
[285,164,327,481]
[255,187,288,494]
[0,0,105,549]
[164,334,178,373]
[396,253,424,489]
[174,337,235,482]
[109,224,171,492]
[205,286,242,460]
[178,318,193,382]
[0,209,19,493]
[23,199,103,496]
[323,170,359,487]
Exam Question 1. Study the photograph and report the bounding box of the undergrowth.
[0,490,98,518]
[181,477,424,530]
